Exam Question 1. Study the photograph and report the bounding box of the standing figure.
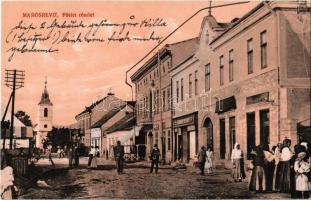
[249,146,266,192]
[262,144,275,192]
[150,144,160,174]
[197,146,207,175]
[91,149,98,169]
[114,141,125,174]
[205,147,213,174]
[74,146,80,168]
[294,151,311,199]
[88,146,95,168]
[273,143,283,191]
[68,145,74,168]
[231,143,242,182]
[275,138,294,193]
[47,145,55,166]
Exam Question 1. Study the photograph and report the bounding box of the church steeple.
[38,77,53,105]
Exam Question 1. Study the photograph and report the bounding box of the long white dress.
[295,159,311,191]
[205,151,213,169]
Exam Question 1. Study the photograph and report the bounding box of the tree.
[15,110,32,126]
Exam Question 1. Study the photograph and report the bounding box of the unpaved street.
[19,159,290,199]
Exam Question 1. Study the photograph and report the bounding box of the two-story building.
[131,38,198,162]
[171,1,310,164]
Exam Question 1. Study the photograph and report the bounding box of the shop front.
[90,128,101,154]
[172,112,198,163]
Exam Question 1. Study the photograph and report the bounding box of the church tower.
[35,77,53,148]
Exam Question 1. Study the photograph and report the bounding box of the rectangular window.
[162,90,166,111]
[205,64,210,91]
[195,70,198,96]
[167,130,171,151]
[181,78,184,101]
[220,55,224,86]
[156,90,159,113]
[167,88,170,110]
[247,39,253,74]
[176,81,179,103]
[189,73,192,98]
[229,50,234,81]
[260,31,267,69]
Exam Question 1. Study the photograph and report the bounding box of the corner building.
[171,1,310,164]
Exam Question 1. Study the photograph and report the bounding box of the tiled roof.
[90,104,127,129]
[106,112,135,134]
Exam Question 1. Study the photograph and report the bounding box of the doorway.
[203,117,213,150]
[247,113,256,159]
[229,117,236,157]
[219,119,226,159]
[260,109,270,145]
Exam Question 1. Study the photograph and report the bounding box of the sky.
[1,1,259,126]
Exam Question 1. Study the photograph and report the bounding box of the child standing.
[294,152,311,199]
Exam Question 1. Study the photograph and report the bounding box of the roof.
[90,104,127,129]
[131,37,198,82]
[75,93,116,119]
[209,1,265,45]
[106,112,135,133]
[38,80,53,106]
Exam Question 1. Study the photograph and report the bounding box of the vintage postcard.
[1,0,310,199]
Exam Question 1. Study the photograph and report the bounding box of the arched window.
[44,108,48,117]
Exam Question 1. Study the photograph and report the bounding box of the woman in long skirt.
[295,151,311,199]
[276,139,294,193]
[205,147,213,174]
[231,143,242,182]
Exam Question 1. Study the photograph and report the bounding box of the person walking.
[231,143,242,182]
[205,147,213,174]
[91,149,98,169]
[88,146,95,168]
[47,145,55,166]
[114,141,125,174]
[198,146,207,175]
[150,144,160,174]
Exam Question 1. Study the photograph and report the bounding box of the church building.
[34,78,53,149]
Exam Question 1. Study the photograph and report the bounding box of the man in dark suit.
[114,141,125,174]
[150,144,161,174]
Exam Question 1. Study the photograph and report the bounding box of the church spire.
[38,76,53,106]
[208,0,212,16]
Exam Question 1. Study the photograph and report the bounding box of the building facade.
[170,1,310,163]
[131,38,198,162]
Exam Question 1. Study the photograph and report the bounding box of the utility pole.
[4,69,25,149]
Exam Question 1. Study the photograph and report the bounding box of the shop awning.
[215,96,236,114]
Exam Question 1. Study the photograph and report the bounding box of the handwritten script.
[5,16,167,62]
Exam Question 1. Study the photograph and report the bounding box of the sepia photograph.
[1,0,310,199]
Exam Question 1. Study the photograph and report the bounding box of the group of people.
[87,146,100,169]
[230,139,311,198]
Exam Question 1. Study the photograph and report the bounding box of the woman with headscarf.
[276,138,294,193]
[231,143,242,182]
[249,145,266,192]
